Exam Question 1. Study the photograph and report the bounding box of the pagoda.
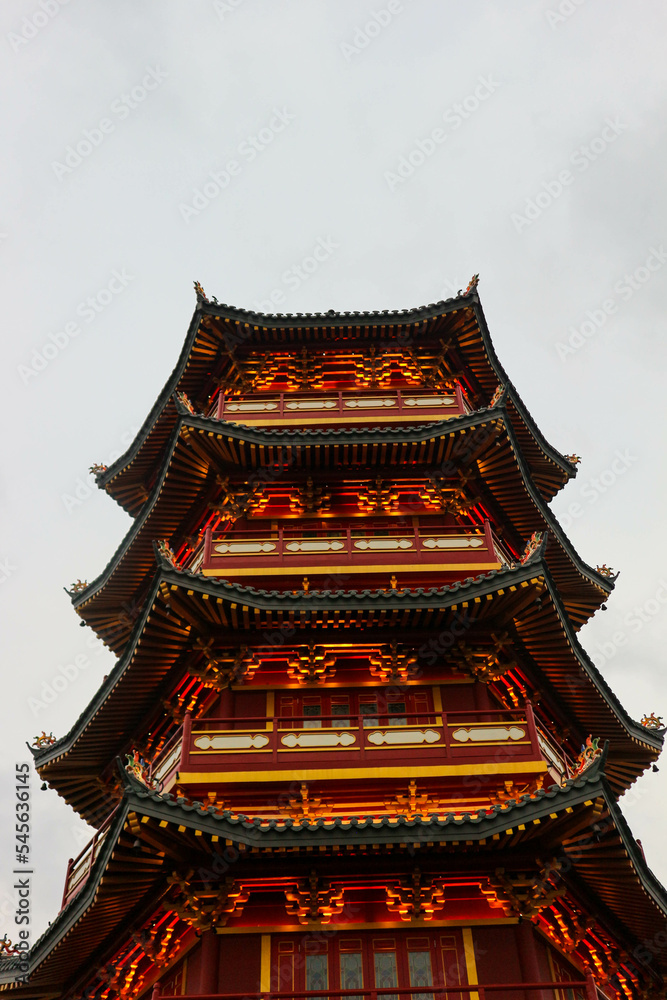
[3,279,667,1000]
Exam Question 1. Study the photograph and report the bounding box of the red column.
[516,921,549,1000]
[218,687,233,720]
[199,929,219,994]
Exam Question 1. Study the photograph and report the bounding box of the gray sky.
[2,0,667,943]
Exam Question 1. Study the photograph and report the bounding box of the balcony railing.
[197,521,508,579]
[210,388,471,427]
[61,806,119,910]
[173,705,552,777]
[536,722,575,784]
[154,980,598,1000]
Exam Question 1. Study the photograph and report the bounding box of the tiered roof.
[5,753,667,994]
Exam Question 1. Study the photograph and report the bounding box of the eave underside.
[100,295,573,517]
[4,766,667,995]
[38,563,660,822]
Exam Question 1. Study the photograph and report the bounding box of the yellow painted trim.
[266,691,275,723]
[231,678,474,691]
[225,414,459,427]
[260,934,271,990]
[214,918,517,935]
[178,760,547,784]
[462,927,479,1000]
[433,687,443,713]
[202,562,501,577]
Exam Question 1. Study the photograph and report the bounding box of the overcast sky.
[2,0,667,944]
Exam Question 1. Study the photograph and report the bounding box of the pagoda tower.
[2,280,667,999]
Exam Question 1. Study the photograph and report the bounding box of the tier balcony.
[188,521,510,580]
[61,805,119,910]
[209,388,471,428]
[147,703,571,791]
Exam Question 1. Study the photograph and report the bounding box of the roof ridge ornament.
[520,530,545,564]
[596,563,618,580]
[464,273,480,295]
[489,384,506,408]
[571,735,603,778]
[640,713,664,730]
[193,280,209,304]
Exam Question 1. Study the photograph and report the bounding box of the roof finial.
[193,280,209,304]
[465,274,480,295]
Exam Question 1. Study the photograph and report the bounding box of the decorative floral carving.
[385,780,441,819]
[357,477,400,513]
[286,347,323,390]
[571,735,602,778]
[419,476,474,516]
[284,871,345,925]
[212,476,267,521]
[190,641,259,690]
[289,477,331,515]
[564,454,582,465]
[453,634,516,684]
[88,463,107,475]
[32,731,56,748]
[287,783,325,820]
[287,643,337,684]
[482,863,565,918]
[69,579,89,595]
[521,531,544,564]
[369,642,418,683]
[168,872,248,931]
[354,345,392,387]
[640,713,664,730]
[131,920,179,964]
[385,868,446,921]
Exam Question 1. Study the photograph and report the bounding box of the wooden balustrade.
[199,520,507,578]
[61,806,119,910]
[182,706,546,773]
[210,388,470,426]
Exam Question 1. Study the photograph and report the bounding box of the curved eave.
[71,405,609,652]
[99,291,573,517]
[6,758,667,991]
[469,298,576,499]
[38,554,661,822]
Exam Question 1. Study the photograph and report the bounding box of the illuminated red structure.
[3,280,667,998]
